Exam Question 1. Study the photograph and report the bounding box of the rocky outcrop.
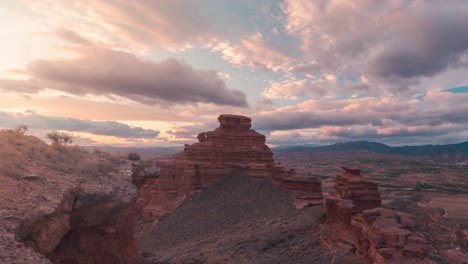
[272,174,323,208]
[325,167,381,225]
[322,167,433,263]
[0,164,146,264]
[135,114,322,223]
[351,208,433,264]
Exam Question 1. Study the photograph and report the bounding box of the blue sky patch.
[445,86,468,93]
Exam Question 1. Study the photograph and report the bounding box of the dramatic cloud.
[13,0,216,50]
[2,1,468,146]
[214,33,299,71]
[253,91,468,145]
[2,47,248,107]
[263,74,369,99]
[366,7,468,80]
[0,111,159,138]
[281,0,468,92]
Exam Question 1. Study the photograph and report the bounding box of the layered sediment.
[325,167,381,225]
[0,165,145,264]
[323,167,433,263]
[352,208,433,264]
[134,114,323,224]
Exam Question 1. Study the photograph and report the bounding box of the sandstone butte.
[133,114,323,225]
[324,167,434,264]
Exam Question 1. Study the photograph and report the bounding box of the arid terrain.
[1,117,467,264]
[0,128,146,264]
[274,149,468,262]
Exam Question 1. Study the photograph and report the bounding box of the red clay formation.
[323,167,433,263]
[1,165,146,264]
[352,208,433,264]
[272,174,323,209]
[134,114,323,224]
[325,166,381,225]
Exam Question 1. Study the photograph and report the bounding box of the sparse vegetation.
[0,126,123,179]
[46,130,73,146]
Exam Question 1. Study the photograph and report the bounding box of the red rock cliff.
[0,165,146,264]
[351,208,433,264]
[322,167,433,264]
[135,114,323,224]
[325,167,381,225]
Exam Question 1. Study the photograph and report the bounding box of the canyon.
[0,128,146,263]
[1,114,465,263]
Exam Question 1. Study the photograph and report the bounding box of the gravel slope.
[138,174,364,264]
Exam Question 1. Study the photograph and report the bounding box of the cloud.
[15,0,216,50]
[263,74,369,99]
[254,91,468,144]
[366,7,468,81]
[214,32,299,71]
[166,120,219,141]
[282,0,468,93]
[0,111,159,138]
[1,46,248,107]
[56,28,93,46]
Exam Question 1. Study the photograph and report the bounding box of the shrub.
[127,152,141,161]
[14,125,28,134]
[46,131,73,146]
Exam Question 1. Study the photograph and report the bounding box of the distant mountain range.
[273,141,468,161]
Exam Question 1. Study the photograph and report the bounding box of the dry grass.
[0,128,123,179]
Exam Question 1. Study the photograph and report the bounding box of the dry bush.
[46,131,73,147]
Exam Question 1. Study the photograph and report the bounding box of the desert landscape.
[2,1,468,263]
[2,115,466,263]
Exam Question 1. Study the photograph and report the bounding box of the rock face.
[351,208,433,264]
[272,174,323,209]
[135,114,322,224]
[0,164,146,264]
[325,167,381,225]
[322,167,433,264]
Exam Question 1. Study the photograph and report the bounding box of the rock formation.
[135,114,323,224]
[325,167,381,225]
[0,157,145,263]
[323,167,433,263]
[352,208,433,264]
[272,174,323,209]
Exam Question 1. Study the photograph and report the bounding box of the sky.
[1,0,468,147]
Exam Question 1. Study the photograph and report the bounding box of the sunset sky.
[1,0,468,146]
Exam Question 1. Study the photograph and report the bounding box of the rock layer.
[325,167,381,225]
[273,174,323,209]
[135,114,322,224]
[351,208,433,264]
[0,164,146,264]
[322,167,433,264]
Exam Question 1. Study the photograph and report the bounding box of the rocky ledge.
[322,167,434,264]
[0,161,145,263]
[352,208,433,264]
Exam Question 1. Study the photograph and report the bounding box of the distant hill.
[272,143,322,150]
[274,141,468,161]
